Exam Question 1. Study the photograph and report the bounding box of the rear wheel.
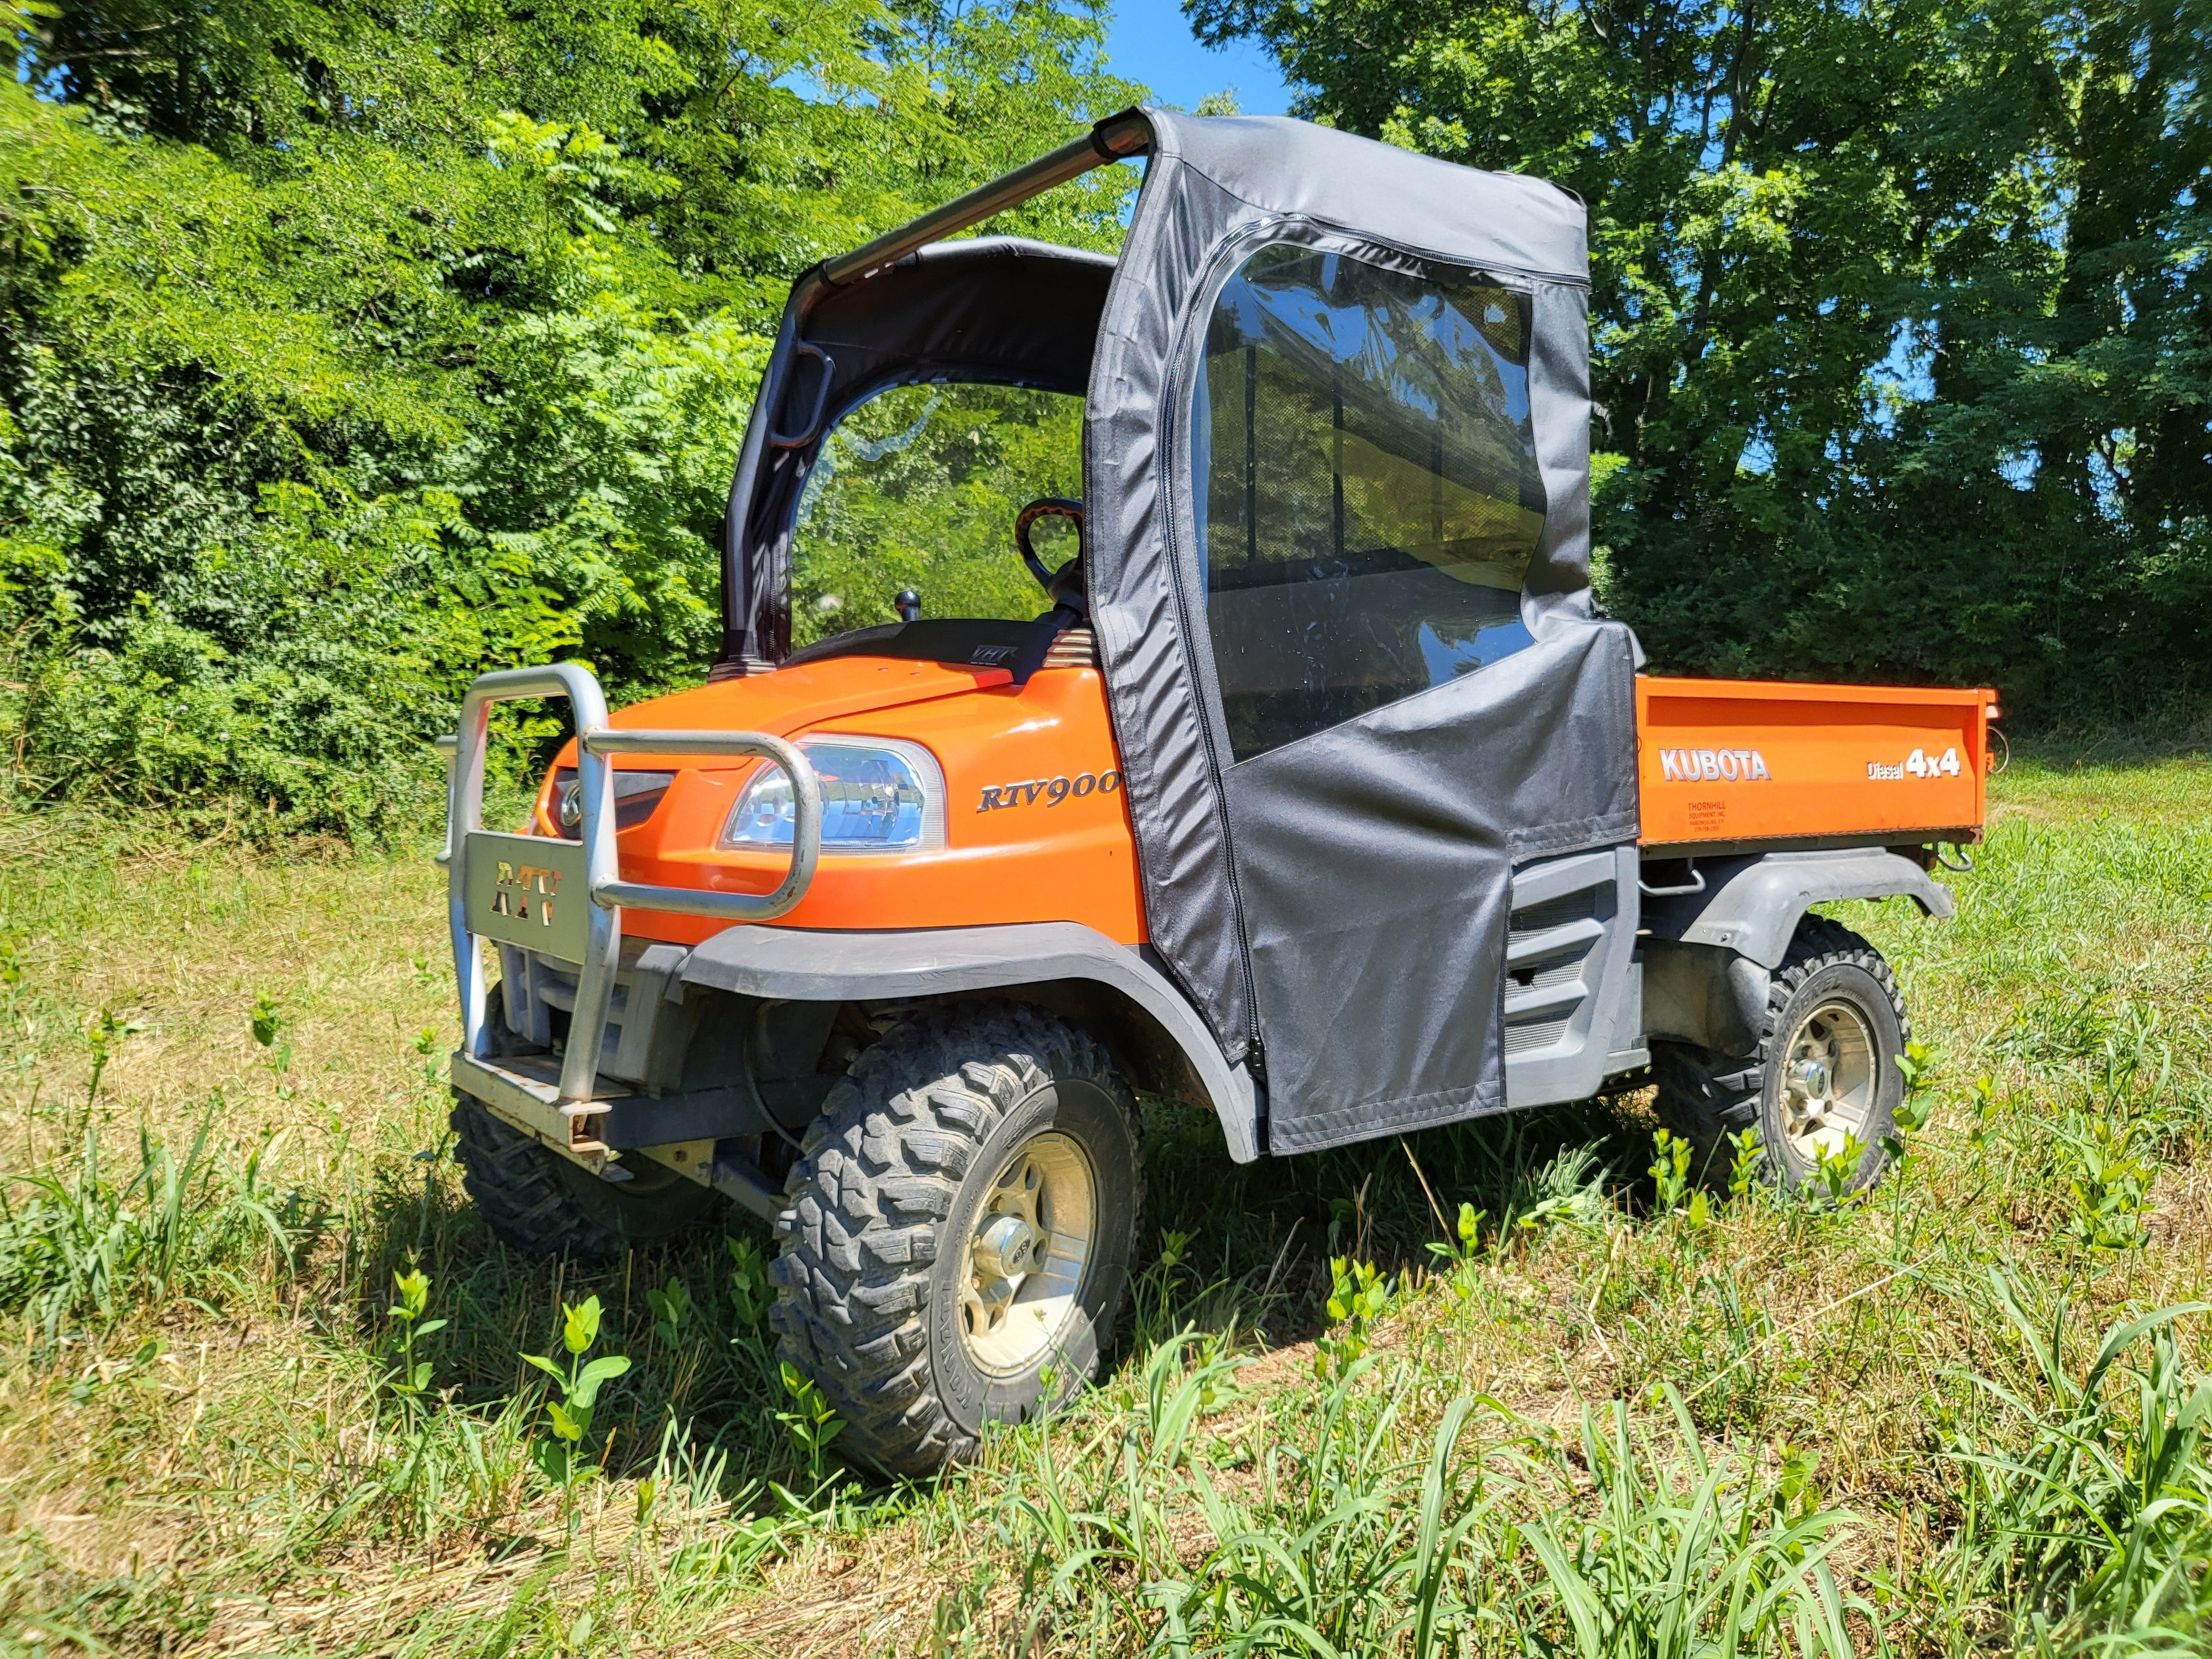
[1652,916,1908,1194]
[769,1005,1144,1477]
[450,1094,724,1260]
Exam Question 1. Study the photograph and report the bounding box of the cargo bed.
[1636,676,1997,857]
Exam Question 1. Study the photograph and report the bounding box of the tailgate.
[1637,677,1998,851]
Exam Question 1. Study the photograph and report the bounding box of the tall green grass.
[967,1340,1874,1657]
[0,751,2206,1653]
[1924,1274,2212,1655]
[0,1102,299,1340]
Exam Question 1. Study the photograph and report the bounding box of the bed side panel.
[1636,676,1996,851]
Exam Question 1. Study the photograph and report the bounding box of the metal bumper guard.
[440,662,821,1156]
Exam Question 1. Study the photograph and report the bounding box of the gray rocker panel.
[1502,845,1644,1110]
[1641,848,1956,969]
[680,921,1264,1161]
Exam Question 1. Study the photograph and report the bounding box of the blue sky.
[1100,0,1295,116]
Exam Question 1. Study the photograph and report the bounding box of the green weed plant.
[521,1294,632,1527]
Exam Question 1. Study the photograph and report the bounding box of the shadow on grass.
[332,1079,1657,1499]
[1128,1084,1655,1354]
[345,1131,801,1493]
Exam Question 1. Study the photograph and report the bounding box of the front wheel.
[1652,916,1910,1194]
[769,1005,1145,1477]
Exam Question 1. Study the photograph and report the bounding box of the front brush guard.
[439,662,821,1161]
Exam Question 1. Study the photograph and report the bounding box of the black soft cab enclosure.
[719,109,1639,1154]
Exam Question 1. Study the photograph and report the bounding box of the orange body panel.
[534,656,1146,947]
[1636,676,1998,851]
[525,658,1997,948]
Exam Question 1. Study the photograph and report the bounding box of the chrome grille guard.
[439,662,821,1104]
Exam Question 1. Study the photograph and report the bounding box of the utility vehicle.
[441,109,1997,1475]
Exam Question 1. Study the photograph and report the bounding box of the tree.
[0,0,1139,831]
[1191,0,2212,715]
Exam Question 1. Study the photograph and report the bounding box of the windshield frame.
[721,236,1120,670]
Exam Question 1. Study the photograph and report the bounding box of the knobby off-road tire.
[1652,916,1910,1195]
[769,1005,1145,1478]
[450,1094,723,1261]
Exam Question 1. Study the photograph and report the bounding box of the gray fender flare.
[1642,847,1957,969]
[680,921,1264,1161]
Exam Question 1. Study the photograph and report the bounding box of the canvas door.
[1187,243,1636,1152]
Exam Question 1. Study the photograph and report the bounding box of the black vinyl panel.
[1224,624,1640,1152]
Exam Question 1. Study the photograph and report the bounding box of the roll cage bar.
[819,110,1150,289]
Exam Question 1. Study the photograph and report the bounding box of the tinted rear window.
[1193,246,1547,763]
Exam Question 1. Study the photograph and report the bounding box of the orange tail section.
[1637,676,1998,852]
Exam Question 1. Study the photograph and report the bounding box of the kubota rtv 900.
[442,110,1996,1475]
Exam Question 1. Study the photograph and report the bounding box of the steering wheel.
[1015,497,1087,616]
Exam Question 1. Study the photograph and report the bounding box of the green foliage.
[773,1361,846,1494]
[1648,1127,1693,1212]
[1935,1272,2212,1648]
[249,987,292,1071]
[1809,1133,1867,1207]
[0,1102,299,1339]
[1425,1199,1485,1300]
[0,0,1138,833]
[2058,1114,2156,1250]
[1130,1224,1197,1345]
[1516,1391,1869,1658]
[1726,1128,1765,1201]
[1314,1254,1392,1380]
[646,1273,693,1347]
[726,1233,770,1332]
[521,1293,633,1517]
[247,991,283,1051]
[80,1004,139,1108]
[383,1264,446,1402]
[1506,1142,1611,1236]
[1886,1038,1937,1170]
[998,1342,1875,1656]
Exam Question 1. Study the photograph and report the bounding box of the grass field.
[0,744,2208,1656]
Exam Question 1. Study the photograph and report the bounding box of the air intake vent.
[1041,627,1099,670]
[1509,887,1598,943]
[1505,1016,1571,1055]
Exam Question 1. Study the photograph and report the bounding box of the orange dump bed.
[1636,676,1998,853]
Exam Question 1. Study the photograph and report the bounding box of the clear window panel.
[1194,246,1547,763]
[791,384,1084,646]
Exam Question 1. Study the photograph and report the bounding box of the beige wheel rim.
[1779,998,1878,1164]
[958,1131,1097,1376]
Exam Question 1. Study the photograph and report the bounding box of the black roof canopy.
[802,236,1114,400]
[718,109,1593,672]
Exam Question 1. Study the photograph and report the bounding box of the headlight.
[721,737,946,854]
